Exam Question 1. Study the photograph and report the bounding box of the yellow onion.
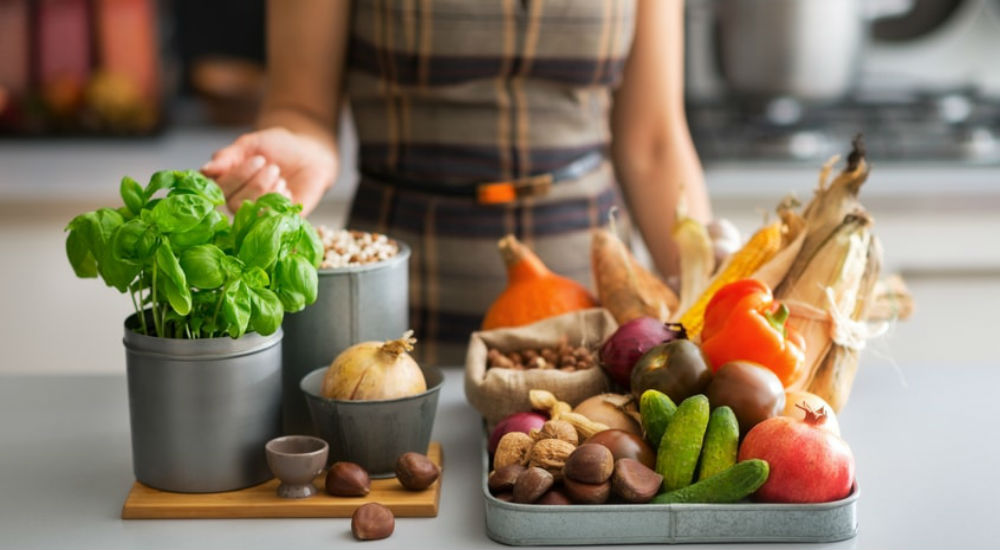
[322,331,426,400]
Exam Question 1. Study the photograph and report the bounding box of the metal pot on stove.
[716,0,913,102]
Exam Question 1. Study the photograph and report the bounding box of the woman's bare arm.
[611,0,712,278]
[256,0,350,149]
[202,0,350,214]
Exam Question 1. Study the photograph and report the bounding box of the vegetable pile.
[477,138,915,507]
[65,170,322,339]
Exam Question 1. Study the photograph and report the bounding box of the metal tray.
[481,438,858,545]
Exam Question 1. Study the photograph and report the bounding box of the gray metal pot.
[280,243,411,435]
[300,364,443,477]
[123,314,282,493]
[717,0,911,102]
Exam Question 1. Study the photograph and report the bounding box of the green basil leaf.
[222,280,252,338]
[150,194,214,234]
[250,287,283,336]
[112,218,159,265]
[120,176,145,215]
[291,223,324,268]
[179,244,227,289]
[238,214,294,269]
[170,209,228,249]
[65,226,98,278]
[273,255,318,312]
[241,266,270,289]
[157,273,192,319]
[66,208,137,292]
[172,170,225,206]
[156,241,191,315]
[255,192,298,214]
[232,200,260,248]
[221,256,244,280]
[146,170,177,199]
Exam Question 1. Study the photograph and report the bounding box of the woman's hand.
[201,127,338,215]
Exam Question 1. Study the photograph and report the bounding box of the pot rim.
[300,363,444,405]
[123,311,282,359]
[265,435,329,458]
[316,241,411,275]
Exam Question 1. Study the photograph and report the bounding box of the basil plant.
[65,170,322,339]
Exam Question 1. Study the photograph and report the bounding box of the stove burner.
[688,90,1000,163]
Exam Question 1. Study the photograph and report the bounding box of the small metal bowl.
[300,364,443,477]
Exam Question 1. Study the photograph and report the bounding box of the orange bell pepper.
[699,279,806,386]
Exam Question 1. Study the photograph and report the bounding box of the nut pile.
[324,451,440,541]
[486,343,597,372]
[490,427,663,505]
[316,227,399,269]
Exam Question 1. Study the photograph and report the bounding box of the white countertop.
[1,359,998,549]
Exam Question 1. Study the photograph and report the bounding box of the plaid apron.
[345,0,637,365]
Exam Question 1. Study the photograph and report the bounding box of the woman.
[202,0,711,365]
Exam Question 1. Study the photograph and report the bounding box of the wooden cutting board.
[121,442,442,519]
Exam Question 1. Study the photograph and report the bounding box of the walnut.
[529,420,579,446]
[493,432,534,470]
[528,438,576,480]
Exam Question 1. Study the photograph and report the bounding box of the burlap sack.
[464,308,617,425]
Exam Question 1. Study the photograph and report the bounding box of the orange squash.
[482,235,598,330]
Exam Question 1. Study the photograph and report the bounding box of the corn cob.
[673,202,715,315]
[777,137,870,297]
[678,220,783,337]
[807,235,882,411]
[777,212,874,391]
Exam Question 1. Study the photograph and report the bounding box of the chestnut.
[584,429,656,469]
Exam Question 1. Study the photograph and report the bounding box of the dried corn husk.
[777,137,870,297]
[867,274,914,322]
[777,212,875,390]
[752,196,807,290]
[806,235,883,410]
[673,201,715,314]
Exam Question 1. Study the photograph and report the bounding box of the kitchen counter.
[1,358,998,550]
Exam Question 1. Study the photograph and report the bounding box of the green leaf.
[65,227,98,278]
[156,241,191,315]
[170,209,229,249]
[65,208,138,292]
[221,256,245,279]
[146,170,177,199]
[120,176,145,215]
[273,255,318,312]
[250,287,283,335]
[150,194,215,234]
[231,200,262,251]
[255,192,298,214]
[242,266,270,289]
[221,280,252,338]
[179,244,227,289]
[112,218,160,265]
[290,224,324,268]
[172,170,225,206]
[238,214,294,269]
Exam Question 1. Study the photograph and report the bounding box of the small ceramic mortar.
[265,435,329,498]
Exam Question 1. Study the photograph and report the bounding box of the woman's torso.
[344,0,637,365]
[346,0,636,185]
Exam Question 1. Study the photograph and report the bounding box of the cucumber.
[655,394,710,492]
[652,459,770,504]
[697,406,739,481]
[639,389,677,448]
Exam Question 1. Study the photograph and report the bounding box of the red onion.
[488,412,547,454]
[599,318,686,389]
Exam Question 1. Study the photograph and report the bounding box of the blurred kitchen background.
[1,0,997,375]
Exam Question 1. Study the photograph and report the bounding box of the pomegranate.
[488,411,547,454]
[738,404,855,503]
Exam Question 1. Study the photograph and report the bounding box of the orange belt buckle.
[476,174,553,205]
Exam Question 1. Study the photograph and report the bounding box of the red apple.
[738,404,855,503]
